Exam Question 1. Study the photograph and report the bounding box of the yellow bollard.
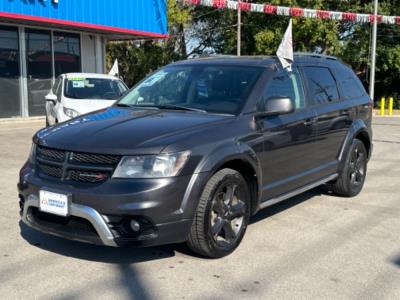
[388,97,394,116]
[380,97,386,116]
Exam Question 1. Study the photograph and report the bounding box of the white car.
[45,73,128,126]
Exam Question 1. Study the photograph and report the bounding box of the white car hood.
[63,98,117,115]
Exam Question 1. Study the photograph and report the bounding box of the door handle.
[304,118,316,126]
[340,109,351,116]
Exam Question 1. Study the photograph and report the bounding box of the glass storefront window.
[54,32,81,77]
[26,29,52,117]
[0,27,82,118]
[0,26,20,118]
[25,30,81,116]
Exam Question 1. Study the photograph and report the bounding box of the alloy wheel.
[349,144,366,187]
[210,184,247,247]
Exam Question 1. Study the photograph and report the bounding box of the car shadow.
[251,185,330,225]
[391,254,400,268]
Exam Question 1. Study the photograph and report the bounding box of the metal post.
[389,97,394,116]
[369,0,379,101]
[237,0,241,56]
[380,97,385,116]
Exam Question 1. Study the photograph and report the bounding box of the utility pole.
[237,0,241,56]
[369,0,379,101]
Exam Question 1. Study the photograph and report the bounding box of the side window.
[262,69,306,110]
[335,65,367,99]
[303,67,339,105]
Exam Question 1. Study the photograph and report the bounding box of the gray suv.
[19,54,372,258]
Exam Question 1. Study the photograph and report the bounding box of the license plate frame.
[39,190,71,217]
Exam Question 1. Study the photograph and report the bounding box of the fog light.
[130,220,140,232]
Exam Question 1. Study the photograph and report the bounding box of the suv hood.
[35,107,231,155]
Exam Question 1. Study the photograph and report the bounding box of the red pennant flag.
[264,5,277,14]
[317,10,331,19]
[239,2,251,11]
[343,12,357,21]
[369,15,383,23]
[213,0,227,8]
[290,7,304,17]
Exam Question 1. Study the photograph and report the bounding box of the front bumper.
[19,164,209,247]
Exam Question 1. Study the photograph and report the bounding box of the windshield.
[64,77,128,100]
[117,65,263,115]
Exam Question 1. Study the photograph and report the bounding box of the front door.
[26,29,53,117]
[257,68,318,201]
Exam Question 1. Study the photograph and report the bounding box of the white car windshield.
[64,78,127,100]
[117,65,263,115]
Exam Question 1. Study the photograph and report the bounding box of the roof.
[171,56,276,67]
[64,73,121,80]
[170,53,340,68]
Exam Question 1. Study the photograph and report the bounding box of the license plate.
[39,190,69,217]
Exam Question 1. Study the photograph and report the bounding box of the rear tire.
[331,139,368,197]
[187,168,251,258]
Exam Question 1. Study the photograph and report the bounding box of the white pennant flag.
[108,59,119,77]
[276,19,294,71]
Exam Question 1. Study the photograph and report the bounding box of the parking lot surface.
[0,117,399,300]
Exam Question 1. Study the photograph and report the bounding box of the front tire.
[331,139,368,197]
[187,168,251,258]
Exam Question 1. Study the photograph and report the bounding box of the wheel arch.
[338,119,372,171]
[354,130,371,158]
[194,143,263,216]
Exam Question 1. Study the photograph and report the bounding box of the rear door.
[302,65,352,177]
[258,67,319,201]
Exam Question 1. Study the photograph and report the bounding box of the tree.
[106,0,190,87]
[107,0,400,103]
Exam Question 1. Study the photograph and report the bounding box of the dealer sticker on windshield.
[72,80,85,88]
[39,190,69,216]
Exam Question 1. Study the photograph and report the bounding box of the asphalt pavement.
[0,116,399,300]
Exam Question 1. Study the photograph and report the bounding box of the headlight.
[113,151,190,178]
[63,107,80,118]
[28,142,36,164]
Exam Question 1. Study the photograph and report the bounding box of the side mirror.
[45,94,57,105]
[255,97,294,119]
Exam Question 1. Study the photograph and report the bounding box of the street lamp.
[237,0,241,56]
[369,0,379,101]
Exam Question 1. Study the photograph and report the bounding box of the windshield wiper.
[115,103,133,107]
[115,103,207,113]
[155,104,207,113]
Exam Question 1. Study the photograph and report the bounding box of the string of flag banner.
[180,0,400,25]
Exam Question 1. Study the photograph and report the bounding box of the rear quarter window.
[334,64,367,100]
[303,66,339,105]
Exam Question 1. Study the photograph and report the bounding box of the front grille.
[38,163,63,178]
[70,153,121,165]
[37,146,65,162]
[36,145,120,184]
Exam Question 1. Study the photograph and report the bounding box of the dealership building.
[0,0,167,118]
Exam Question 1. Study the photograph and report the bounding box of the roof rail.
[294,52,338,61]
[190,54,238,59]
